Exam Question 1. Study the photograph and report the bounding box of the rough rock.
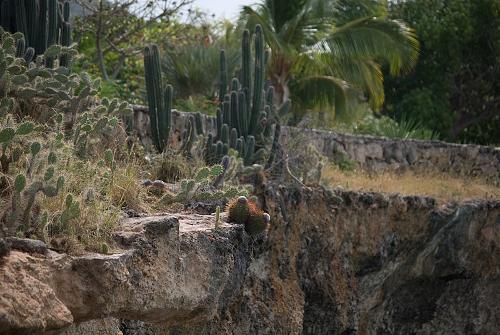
[0,187,499,334]
[5,237,48,255]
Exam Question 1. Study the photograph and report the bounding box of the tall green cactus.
[59,1,72,67]
[179,114,196,158]
[0,0,71,64]
[36,0,48,55]
[143,44,172,152]
[206,24,277,166]
[219,49,227,102]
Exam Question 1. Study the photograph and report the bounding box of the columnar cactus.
[0,0,71,64]
[206,25,284,166]
[59,1,72,67]
[179,114,196,158]
[143,44,172,152]
[36,0,49,55]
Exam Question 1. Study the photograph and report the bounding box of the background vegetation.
[68,0,499,144]
[384,0,500,145]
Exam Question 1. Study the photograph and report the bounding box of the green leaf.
[44,45,62,58]
[0,97,13,109]
[47,151,57,164]
[15,122,34,135]
[14,174,26,192]
[47,97,58,107]
[210,164,224,176]
[11,147,22,161]
[65,193,73,208]
[54,74,68,83]
[56,176,65,190]
[104,149,113,163]
[78,86,91,99]
[94,106,107,114]
[30,141,41,155]
[224,187,240,198]
[42,185,59,197]
[0,127,15,143]
[108,117,118,127]
[44,166,55,181]
[195,192,213,201]
[195,167,210,181]
[7,65,24,75]
[18,88,37,99]
[81,124,92,132]
[2,36,14,50]
[11,74,28,85]
[186,179,195,193]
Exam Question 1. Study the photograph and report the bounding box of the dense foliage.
[385,0,500,145]
[242,0,419,122]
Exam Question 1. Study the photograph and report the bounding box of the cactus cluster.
[143,44,172,153]
[0,118,66,235]
[174,163,249,203]
[0,29,101,123]
[0,29,132,239]
[0,0,72,67]
[73,98,130,159]
[226,195,270,236]
[205,25,290,166]
[59,193,80,229]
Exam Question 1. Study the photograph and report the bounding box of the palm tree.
[242,0,419,120]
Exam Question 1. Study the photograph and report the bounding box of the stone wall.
[132,107,499,181]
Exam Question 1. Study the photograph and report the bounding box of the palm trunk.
[270,55,292,106]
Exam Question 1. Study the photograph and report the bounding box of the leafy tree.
[74,0,192,81]
[241,0,419,121]
[385,0,500,145]
[72,1,209,102]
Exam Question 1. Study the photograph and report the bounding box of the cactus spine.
[143,44,172,152]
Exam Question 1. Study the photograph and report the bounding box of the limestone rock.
[0,187,499,334]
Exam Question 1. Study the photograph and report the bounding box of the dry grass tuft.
[322,163,500,203]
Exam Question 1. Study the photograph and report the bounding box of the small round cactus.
[226,195,250,224]
[245,204,270,236]
[227,196,270,236]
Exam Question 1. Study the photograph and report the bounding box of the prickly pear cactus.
[172,163,249,204]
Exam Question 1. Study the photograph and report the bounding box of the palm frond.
[162,43,240,98]
[318,54,385,109]
[291,75,349,116]
[241,5,290,55]
[317,17,419,76]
